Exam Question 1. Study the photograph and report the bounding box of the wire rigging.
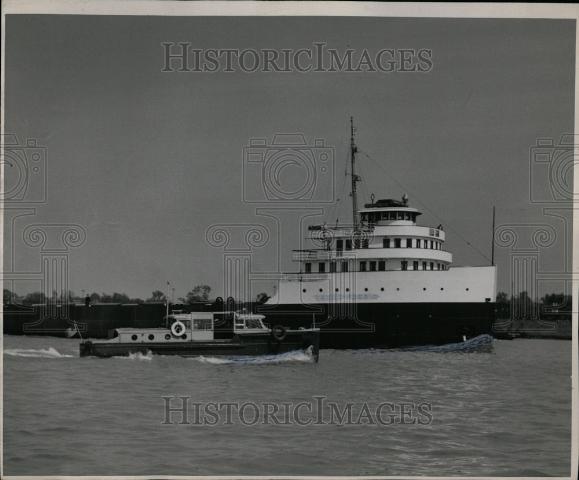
[359,150,491,263]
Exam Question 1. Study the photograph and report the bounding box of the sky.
[3,15,576,300]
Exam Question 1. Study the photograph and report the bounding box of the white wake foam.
[194,346,316,365]
[4,347,74,358]
[120,351,154,361]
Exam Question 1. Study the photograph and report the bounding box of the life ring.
[171,321,186,337]
[271,325,287,342]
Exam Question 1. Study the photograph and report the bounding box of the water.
[3,335,571,476]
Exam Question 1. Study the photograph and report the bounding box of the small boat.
[79,311,320,361]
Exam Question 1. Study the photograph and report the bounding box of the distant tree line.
[495,291,572,319]
[3,285,271,306]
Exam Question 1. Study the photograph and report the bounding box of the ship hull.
[261,301,495,349]
[79,330,320,360]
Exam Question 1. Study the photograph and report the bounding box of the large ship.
[260,119,497,348]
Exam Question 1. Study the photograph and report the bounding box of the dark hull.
[259,302,496,349]
[80,330,320,360]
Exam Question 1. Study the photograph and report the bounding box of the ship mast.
[350,116,360,232]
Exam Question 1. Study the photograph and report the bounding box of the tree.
[22,292,46,305]
[181,285,211,304]
[3,289,18,304]
[147,290,166,302]
[256,292,270,304]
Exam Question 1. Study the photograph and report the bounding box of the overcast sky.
[4,15,575,299]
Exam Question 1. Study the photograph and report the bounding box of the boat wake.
[194,347,316,365]
[118,351,154,361]
[4,347,74,358]
[398,334,494,353]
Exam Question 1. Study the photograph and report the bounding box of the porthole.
[466,288,470,291]
[131,334,138,341]
[380,287,384,291]
[302,289,306,293]
[423,288,426,291]
[364,288,368,292]
[440,287,444,291]
[346,288,350,292]
[148,334,154,341]
[319,288,323,292]
[396,288,400,291]
[181,334,187,340]
[165,334,171,340]
[335,288,339,292]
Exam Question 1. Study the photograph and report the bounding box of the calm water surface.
[3,335,571,476]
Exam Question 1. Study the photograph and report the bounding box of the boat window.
[193,318,212,330]
[395,238,401,248]
[389,212,396,220]
[397,212,404,220]
[430,262,434,270]
[422,261,427,270]
[245,318,263,329]
[370,261,377,272]
[148,334,154,341]
[341,261,348,272]
[405,212,411,220]
[131,334,138,341]
[345,239,352,250]
[305,262,312,273]
[413,261,418,270]
[360,261,367,272]
[318,262,325,273]
[336,239,343,251]
[416,239,421,248]
[378,260,386,271]
[406,238,412,248]
[329,262,336,273]
[383,238,390,248]
[401,261,408,271]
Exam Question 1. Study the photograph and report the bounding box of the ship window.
[335,288,339,292]
[383,238,390,248]
[360,261,367,272]
[336,239,343,251]
[131,334,138,341]
[398,212,404,220]
[148,334,154,341]
[378,260,386,271]
[430,262,434,270]
[406,238,412,248]
[416,239,421,248]
[369,261,377,272]
[319,288,323,292]
[422,261,427,270]
[389,212,395,220]
[405,212,411,220]
[401,261,408,271]
[345,239,352,250]
[318,262,325,273]
[380,287,384,291]
[423,287,426,291]
[441,287,444,291]
[341,261,348,272]
[302,288,306,293]
[381,212,388,220]
[395,238,401,248]
[413,261,418,270]
[466,288,470,291]
[346,288,350,292]
[305,263,312,273]
[354,238,361,249]
[329,262,336,273]
[362,238,369,249]
[165,334,171,340]
[437,263,441,270]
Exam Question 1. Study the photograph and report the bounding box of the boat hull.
[79,330,320,360]
[260,301,495,349]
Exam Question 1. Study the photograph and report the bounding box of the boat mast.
[350,116,360,232]
[491,206,496,266]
